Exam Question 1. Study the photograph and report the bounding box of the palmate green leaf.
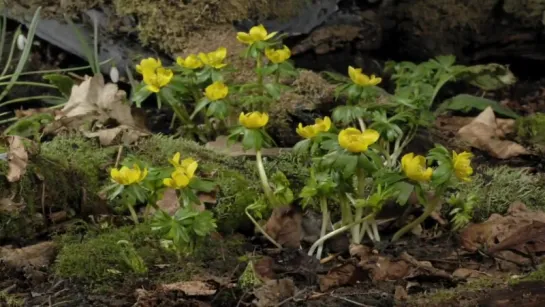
[357,154,377,174]
[331,105,366,124]
[321,71,351,84]
[263,83,282,99]
[207,100,228,119]
[192,211,217,236]
[191,98,211,119]
[436,94,519,119]
[394,181,414,205]
[242,128,263,150]
[431,163,452,186]
[293,138,311,156]
[257,64,278,75]
[189,178,216,192]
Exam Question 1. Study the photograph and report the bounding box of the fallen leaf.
[457,107,527,159]
[45,74,150,145]
[452,268,488,280]
[154,188,180,216]
[253,256,276,281]
[362,256,411,281]
[264,206,303,248]
[319,263,361,291]
[253,279,296,307]
[400,252,453,281]
[15,107,61,118]
[6,136,29,182]
[159,281,217,296]
[0,198,25,213]
[394,285,409,301]
[0,241,57,268]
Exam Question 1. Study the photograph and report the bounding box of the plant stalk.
[256,150,275,205]
[245,208,282,249]
[316,196,329,259]
[128,205,139,224]
[391,197,439,242]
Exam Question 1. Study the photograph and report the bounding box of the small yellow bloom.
[176,54,203,69]
[296,116,332,139]
[136,58,162,74]
[168,153,198,176]
[163,169,191,189]
[338,127,379,153]
[111,164,148,185]
[265,45,291,64]
[348,66,382,86]
[452,151,473,182]
[401,153,433,182]
[236,24,277,45]
[198,47,227,69]
[205,81,229,101]
[239,112,269,129]
[143,67,173,93]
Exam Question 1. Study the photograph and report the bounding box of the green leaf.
[357,154,377,174]
[131,83,152,107]
[431,163,452,186]
[43,74,74,98]
[257,64,278,75]
[169,76,191,95]
[293,139,311,156]
[437,94,519,119]
[189,178,216,192]
[394,181,414,205]
[263,83,282,99]
[190,98,211,119]
[192,211,217,236]
[207,100,228,119]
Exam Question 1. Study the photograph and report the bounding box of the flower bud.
[109,66,119,83]
[17,34,27,51]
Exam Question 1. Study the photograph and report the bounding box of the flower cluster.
[401,151,473,183]
[164,153,198,189]
[296,116,332,139]
[136,58,174,93]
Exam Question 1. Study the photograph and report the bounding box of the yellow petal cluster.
[236,25,277,45]
[239,112,269,129]
[205,81,229,101]
[198,47,227,69]
[111,164,148,185]
[176,54,203,69]
[401,153,433,182]
[348,66,381,86]
[296,116,332,139]
[164,153,198,189]
[265,45,291,64]
[452,151,473,182]
[338,127,380,153]
[136,57,173,93]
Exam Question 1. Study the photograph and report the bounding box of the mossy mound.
[458,165,545,221]
[54,222,246,292]
[515,112,545,151]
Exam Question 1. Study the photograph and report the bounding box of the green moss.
[458,165,545,221]
[511,265,545,284]
[515,112,545,148]
[0,291,24,307]
[410,277,500,305]
[54,223,246,291]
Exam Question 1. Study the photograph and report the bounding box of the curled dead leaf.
[264,206,303,248]
[457,107,527,159]
[159,281,217,296]
[4,136,29,182]
[253,279,296,307]
[0,241,57,268]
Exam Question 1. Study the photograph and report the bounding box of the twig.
[41,182,46,223]
[274,288,308,306]
[114,145,123,169]
[329,293,373,306]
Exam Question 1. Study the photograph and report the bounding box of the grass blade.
[64,14,97,74]
[0,13,6,65]
[92,14,100,74]
[0,6,42,102]
[0,26,21,76]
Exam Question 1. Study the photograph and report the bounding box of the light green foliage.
[0,290,24,307]
[459,166,545,221]
[515,112,545,147]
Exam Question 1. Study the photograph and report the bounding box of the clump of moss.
[459,165,545,221]
[409,277,501,306]
[515,112,545,148]
[54,223,246,291]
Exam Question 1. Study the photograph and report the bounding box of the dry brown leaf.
[154,188,180,216]
[0,241,57,268]
[15,107,61,118]
[45,74,150,145]
[205,135,291,157]
[452,268,488,280]
[263,206,303,248]
[253,279,296,307]
[6,136,29,182]
[159,281,217,296]
[253,256,276,281]
[457,107,527,159]
[0,197,25,213]
[319,263,362,291]
[394,285,409,301]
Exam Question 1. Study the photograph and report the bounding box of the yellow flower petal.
[239,112,269,129]
[401,153,433,182]
[452,151,474,182]
[249,25,268,41]
[205,81,229,101]
[338,128,379,153]
[296,123,318,139]
[314,116,331,132]
[236,32,254,44]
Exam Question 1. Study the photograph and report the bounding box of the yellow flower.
[163,169,191,189]
[265,45,291,64]
[205,81,229,101]
[198,47,227,69]
[236,24,277,45]
[168,153,198,175]
[296,116,332,139]
[143,67,173,93]
[136,58,162,74]
[401,153,433,182]
[348,66,382,86]
[111,164,148,185]
[452,151,473,182]
[176,54,203,69]
[338,127,379,153]
[239,112,269,129]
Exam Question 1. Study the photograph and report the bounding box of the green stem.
[0,81,57,88]
[128,205,139,224]
[370,218,380,242]
[308,213,375,256]
[256,53,263,87]
[391,197,439,242]
[0,59,112,82]
[357,117,366,132]
[316,196,329,259]
[274,69,280,84]
[245,207,282,249]
[256,150,275,205]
